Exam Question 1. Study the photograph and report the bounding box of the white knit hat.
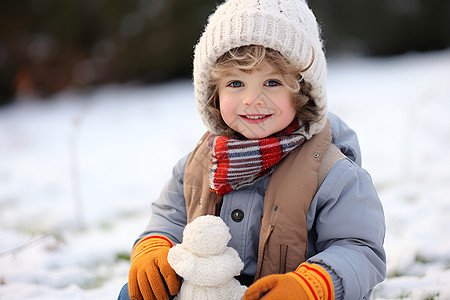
[193,0,328,139]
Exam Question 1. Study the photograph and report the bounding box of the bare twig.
[70,102,91,230]
[0,234,55,258]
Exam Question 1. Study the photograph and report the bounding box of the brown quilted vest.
[183,120,344,280]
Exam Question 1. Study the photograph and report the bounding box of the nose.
[242,88,264,106]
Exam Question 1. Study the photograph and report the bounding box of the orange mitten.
[128,236,181,300]
[243,263,334,300]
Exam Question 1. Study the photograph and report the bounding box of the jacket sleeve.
[307,158,386,300]
[135,153,190,245]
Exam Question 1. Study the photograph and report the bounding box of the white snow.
[1,49,450,299]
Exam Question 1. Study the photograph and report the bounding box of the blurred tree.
[0,0,449,105]
[0,0,218,105]
[309,0,450,56]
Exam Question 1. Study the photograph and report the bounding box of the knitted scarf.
[208,119,307,196]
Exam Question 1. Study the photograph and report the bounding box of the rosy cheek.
[222,109,234,125]
[219,99,231,122]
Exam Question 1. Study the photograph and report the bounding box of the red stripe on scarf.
[259,137,283,170]
[212,137,232,195]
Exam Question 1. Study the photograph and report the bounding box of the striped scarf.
[208,119,307,196]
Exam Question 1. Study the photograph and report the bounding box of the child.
[119,0,386,299]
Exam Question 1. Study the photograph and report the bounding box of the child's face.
[218,62,296,139]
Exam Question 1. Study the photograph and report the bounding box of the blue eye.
[266,80,281,87]
[228,81,244,88]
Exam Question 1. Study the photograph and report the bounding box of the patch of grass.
[445,260,450,269]
[80,279,102,290]
[415,253,431,264]
[116,252,130,261]
[387,270,404,278]
[397,292,412,299]
[423,292,440,300]
[100,222,114,231]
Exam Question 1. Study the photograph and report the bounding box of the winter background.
[1,49,450,299]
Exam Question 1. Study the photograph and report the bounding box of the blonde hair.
[206,45,320,137]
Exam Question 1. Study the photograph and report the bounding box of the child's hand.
[243,263,333,300]
[128,236,180,300]
[243,273,309,299]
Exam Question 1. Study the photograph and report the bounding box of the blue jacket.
[138,112,386,299]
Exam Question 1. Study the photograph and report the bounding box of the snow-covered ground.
[1,49,449,299]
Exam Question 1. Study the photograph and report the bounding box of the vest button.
[231,209,244,222]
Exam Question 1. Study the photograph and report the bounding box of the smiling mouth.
[239,114,272,124]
